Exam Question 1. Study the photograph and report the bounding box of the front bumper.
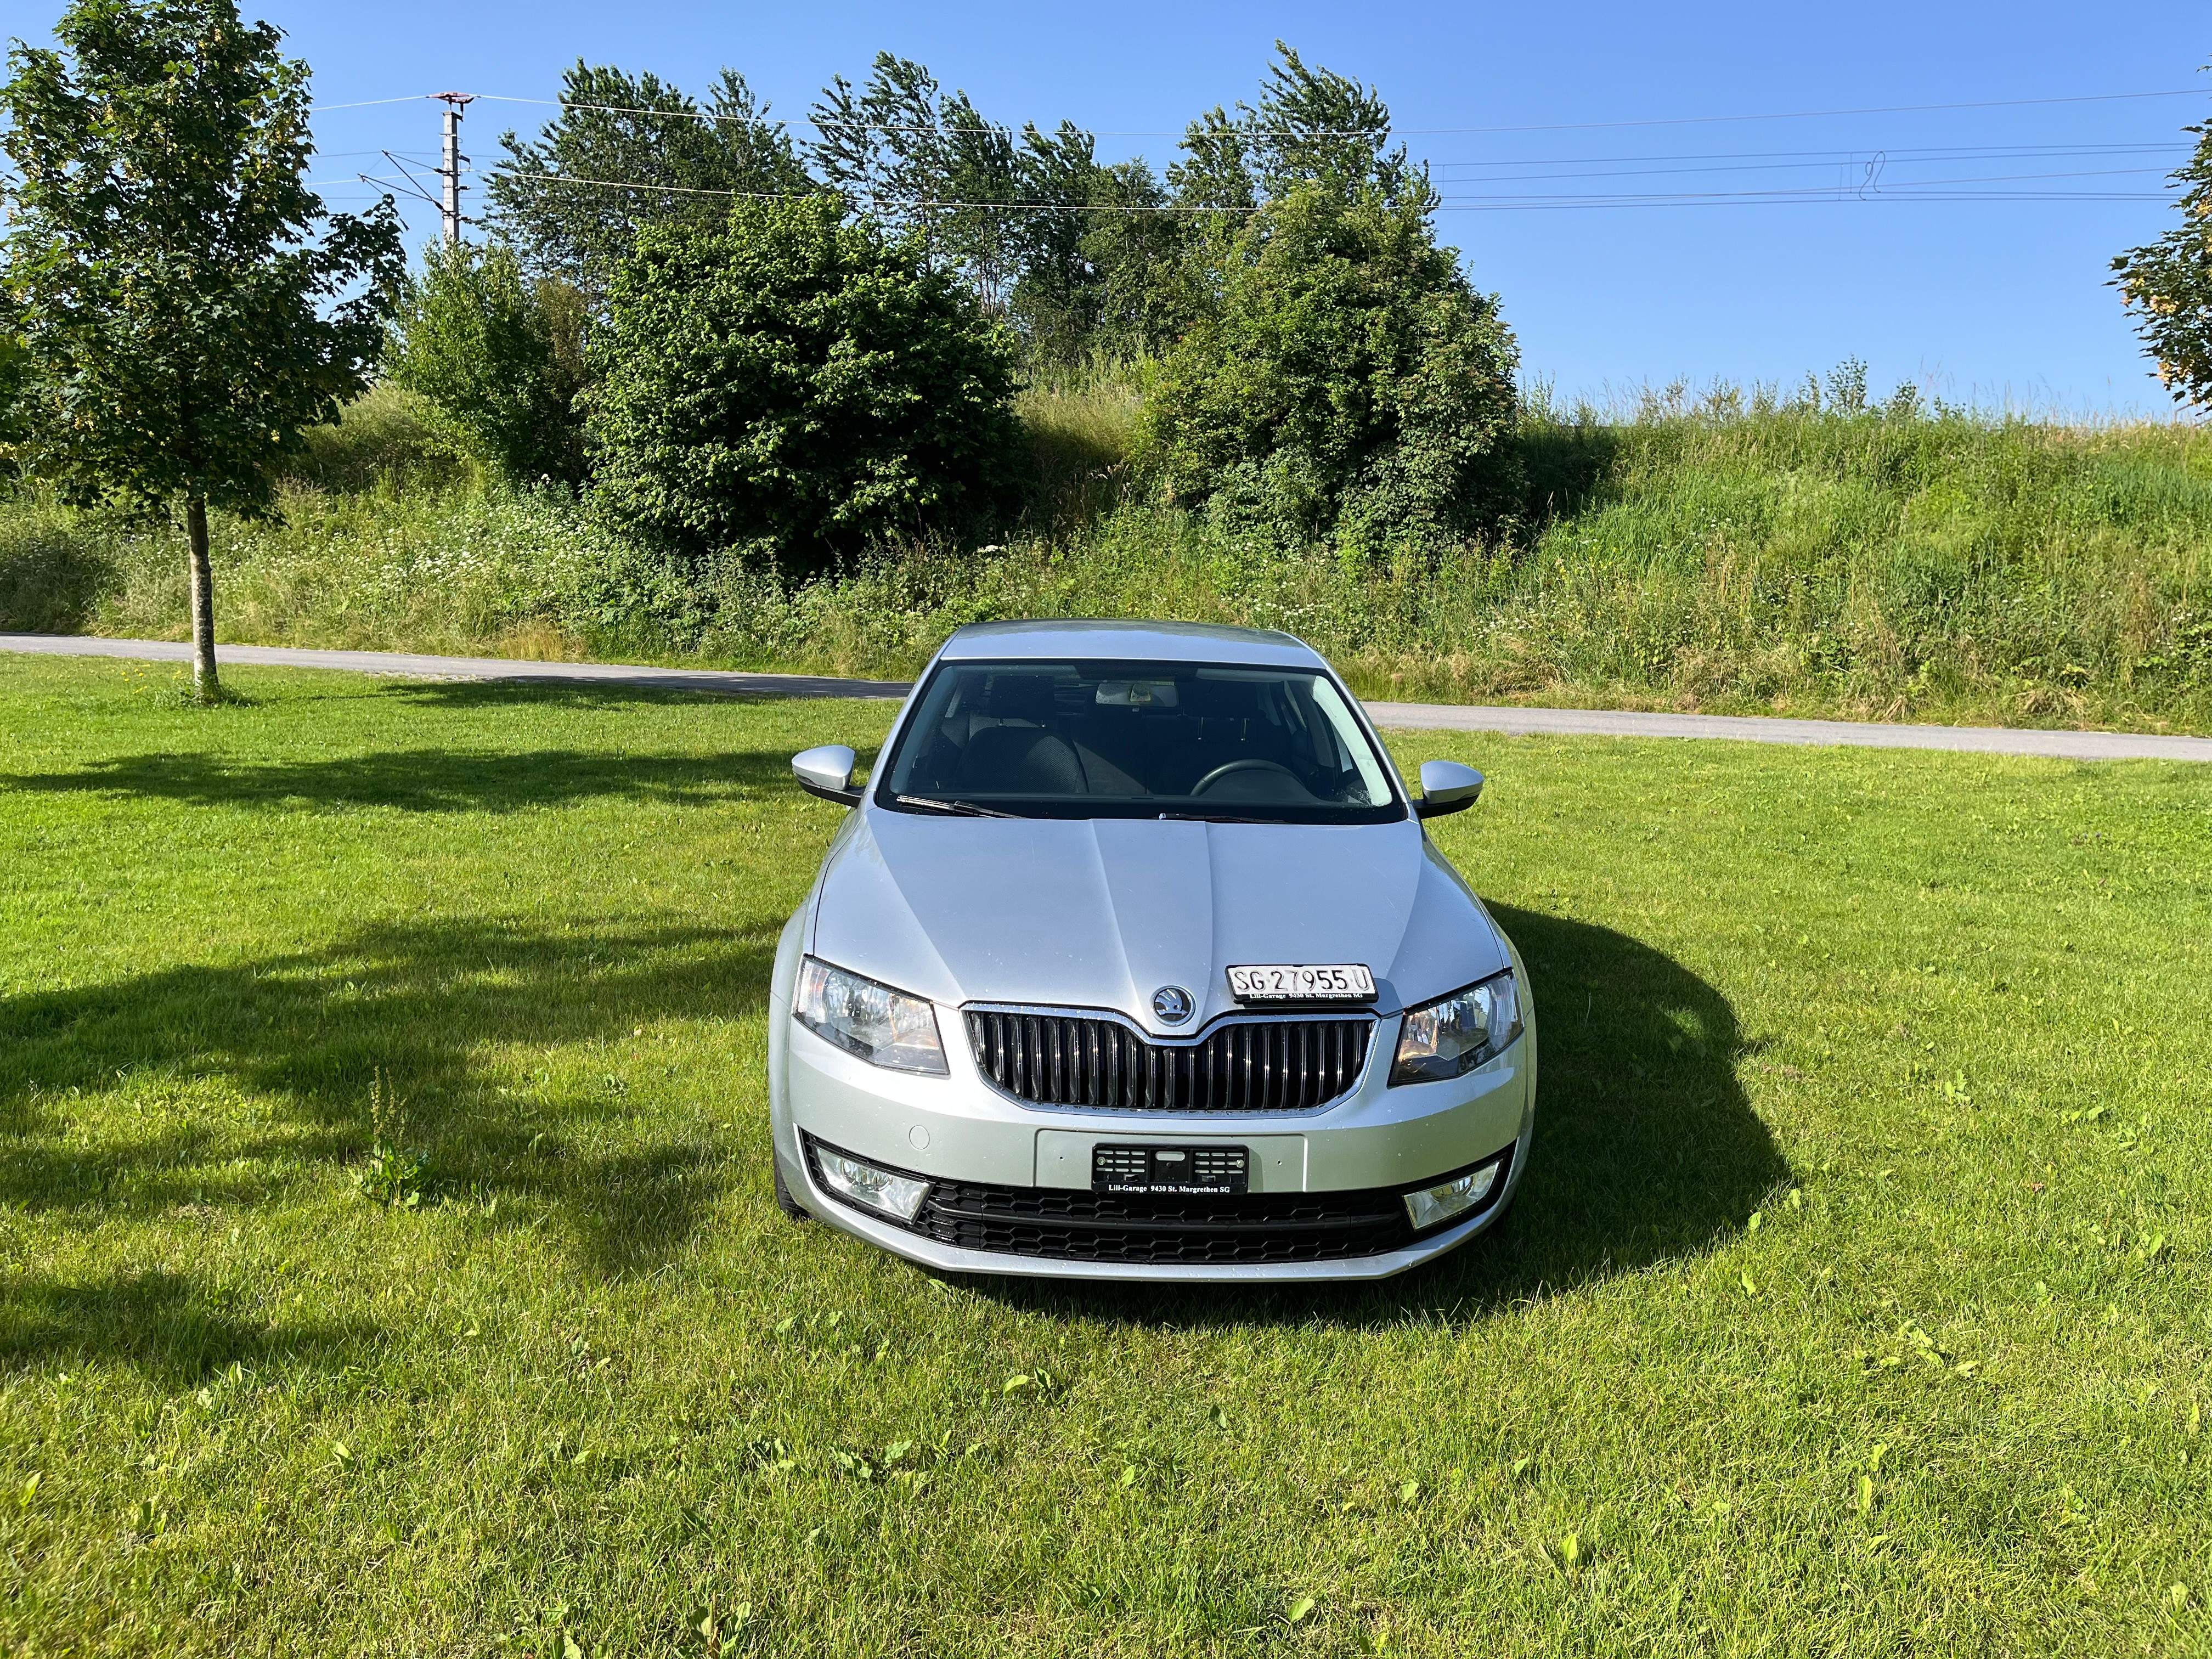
[769,983,1536,1283]
[799,1130,1519,1282]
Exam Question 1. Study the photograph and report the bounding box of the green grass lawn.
[2,653,2208,1657]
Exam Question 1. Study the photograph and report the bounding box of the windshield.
[875,658,1404,823]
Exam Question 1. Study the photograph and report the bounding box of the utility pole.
[431,92,475,245]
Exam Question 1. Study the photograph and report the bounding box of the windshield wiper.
[1158,811,1289,825]
[895,794,1020,819]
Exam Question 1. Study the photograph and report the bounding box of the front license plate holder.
[1227,963,1377,1003]
[1093,1144,1250,1195]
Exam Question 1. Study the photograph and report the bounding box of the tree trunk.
[186,493,219,701]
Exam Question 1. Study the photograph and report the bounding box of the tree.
[589,195,1023,577]
[809,54,1024,310]
[1138,46,1520,560]
[2112,109,2212,406]
[1,0,400,698]
[487,61,811,303]
[1167,43,1425,215]
[1142,185,1521,562]
[0,326,31,482]
[810,67,1201,371]
[1010,129,1194,369]
[385,243,589,486]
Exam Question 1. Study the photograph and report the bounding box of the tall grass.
[1015,379,1142,541]
[5,382,2210,730]
[665,400,2212,729]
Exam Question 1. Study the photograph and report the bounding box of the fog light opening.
[1402,1158,1504,1232]
[810,1143,931,1222]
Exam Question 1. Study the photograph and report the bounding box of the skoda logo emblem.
[1152,985,1195,1025]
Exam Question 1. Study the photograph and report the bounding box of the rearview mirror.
[1414,759,1484,819]
[793,744,861,807]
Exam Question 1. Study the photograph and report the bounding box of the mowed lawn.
[1,654,2208,1658]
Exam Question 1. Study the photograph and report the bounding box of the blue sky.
[14,0,2208,413]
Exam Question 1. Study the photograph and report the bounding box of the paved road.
[0,634,910,702]
[1361,701,2212,763]
[8,633,2211,763]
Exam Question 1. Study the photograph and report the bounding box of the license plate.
[1092,1144,1250,1195]
[1226,963,1376,1003]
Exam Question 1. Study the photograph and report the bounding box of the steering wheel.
[1190,758,1304,795]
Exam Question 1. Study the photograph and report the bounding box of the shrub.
[384,242,588,486]
[1140,185,1521,562]
[587,195,1024,577]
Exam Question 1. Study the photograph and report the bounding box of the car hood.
[808,808,1507,1035]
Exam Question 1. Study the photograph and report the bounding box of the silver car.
[767,619,1536,1281]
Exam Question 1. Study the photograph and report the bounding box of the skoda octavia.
[767,620,1536,1280]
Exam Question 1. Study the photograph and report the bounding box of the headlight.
[794,957,948,1075]
[1390,969,1522,1085]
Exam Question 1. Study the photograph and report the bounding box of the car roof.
[936,619,1325,669]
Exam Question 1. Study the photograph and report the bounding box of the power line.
[1427,140,2186,172]
[309,94,434,112]
[482,163,2174,213]
[1440,163,2172,202]
[1407,87,2209,137]
[1430,153,2185,189]
[484,168,1214,211]
[1442,190,2164,211]
[369,137,2190,212]
[454,84,2211,140]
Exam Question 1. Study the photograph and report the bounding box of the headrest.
[979,674,1060,724]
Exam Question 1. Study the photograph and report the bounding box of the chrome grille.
[963,1009,1373,1112]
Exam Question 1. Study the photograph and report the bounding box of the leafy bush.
[384,244,588,486]
[588,195,1024,576]
[1140,186,1522,562]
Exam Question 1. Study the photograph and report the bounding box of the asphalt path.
[8,633,2211,763]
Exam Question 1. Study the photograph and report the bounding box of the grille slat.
[963,1009,1373,1113]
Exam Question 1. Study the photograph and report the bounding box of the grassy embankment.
[2,652,2207,1654]
[3,382,2211,730]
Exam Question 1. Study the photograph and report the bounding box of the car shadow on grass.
[0,917,776,1282]
[0,745,802,814]
[967,904,1790,1328]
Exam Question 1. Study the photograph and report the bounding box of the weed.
[355,1070,427,1208]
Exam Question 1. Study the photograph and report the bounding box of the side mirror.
[1414,759,1484,819]
[793,744,861,807]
